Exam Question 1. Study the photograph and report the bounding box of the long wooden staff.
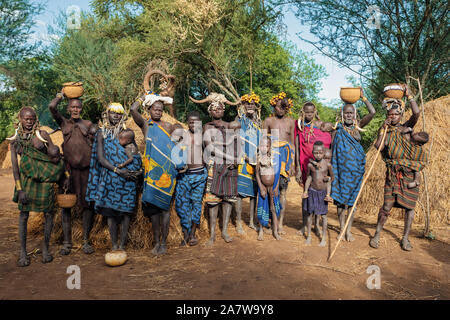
[328,127,388,262]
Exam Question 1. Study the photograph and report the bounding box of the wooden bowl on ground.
[56,194,77,208]
[62,81,84,98]
[340,87,360,104]
[383,83,405,99]
[105,250,128,267]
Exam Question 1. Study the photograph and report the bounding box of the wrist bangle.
[407,95,414,100]
[56,93,64,99]
[136,98,143,104]
[15,180,22,191]
[65,171,70,178]
[362,96,368,102]
[114,167,118,173]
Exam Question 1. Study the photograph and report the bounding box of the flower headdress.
[241,92,260,104]
[270,92,293,109]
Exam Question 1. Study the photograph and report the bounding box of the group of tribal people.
[9,84,429,267]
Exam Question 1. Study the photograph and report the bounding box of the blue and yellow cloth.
[256,139,293,227]
[142,120,178,211]
[85,132,141,213]
[331,123,366,206]
[237,115,261,197]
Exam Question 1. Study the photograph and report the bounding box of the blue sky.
[32,0,358,104]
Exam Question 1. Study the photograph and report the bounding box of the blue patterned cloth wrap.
[142,121,178,211]
[85,132,142,213]
[237,115,261,197]
[175,167,207,233]
[331,123,366,206]
[256,138,293,228]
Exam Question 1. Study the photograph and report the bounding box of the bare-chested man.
[262,93,295,235]
[174,111,207,246]
[203,101,240,245]
[49,93,97,255]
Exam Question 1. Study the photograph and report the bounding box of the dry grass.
[359,94,450,228]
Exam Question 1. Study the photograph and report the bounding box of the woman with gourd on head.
[85,103,142,252]
[331,88,376,242]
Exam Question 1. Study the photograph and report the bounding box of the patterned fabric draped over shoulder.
[13,144,64,213]
[295,123,332,185]
[331,123,366,206]
[141,120,178,211]
[85,132,141,213]
[382,126,428,210]
[237,114,261,198]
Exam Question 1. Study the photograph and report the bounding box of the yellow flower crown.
[107,102,125,114]
[270,92,293,109]
[241,92,260,104]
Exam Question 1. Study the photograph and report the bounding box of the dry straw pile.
[358,95,450,228]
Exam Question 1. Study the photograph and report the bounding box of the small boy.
[117,129,139,169]
[309,148,333,202]
[255,136,280,241]
[399,128,429,188]
[302,141,334,246]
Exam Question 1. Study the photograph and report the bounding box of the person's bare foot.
[236,223,245,235]
[319,239,326,247]
[336,232,345,240]
[346,232,355,242]
[17,254,30,267]
[151,243,160,255]
[278,225,286,235]
[42,253,53,264]
[59,243,71,255]
[249,222,257,230]
[324,195,333,202]
[222,233,233,243]
[82,242,94,254]
[205,238,215,247]
[188,236,198,246]
[305,236,312,245]
[157,243,167,255]
[369,236,379,249]
[273,231,281,240]
[401,238,412,251]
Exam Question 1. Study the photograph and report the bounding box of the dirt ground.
[0,168,448,300]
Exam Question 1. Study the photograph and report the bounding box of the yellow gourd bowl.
[340,87,360,104]
[62,81,84,98]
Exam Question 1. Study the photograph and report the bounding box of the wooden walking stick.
[328,127,388,262]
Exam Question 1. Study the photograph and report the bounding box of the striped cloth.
[382,127,428,210]
[13,145,64,213]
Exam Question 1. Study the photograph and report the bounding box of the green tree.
[280,0,450,100]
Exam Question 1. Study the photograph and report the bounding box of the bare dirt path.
[0,169,448,300]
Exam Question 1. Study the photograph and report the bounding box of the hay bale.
[359,94,450,227]
[28,112,206,249]
[0,140,9,166]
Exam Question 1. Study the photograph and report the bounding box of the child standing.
[302,141,334,246]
